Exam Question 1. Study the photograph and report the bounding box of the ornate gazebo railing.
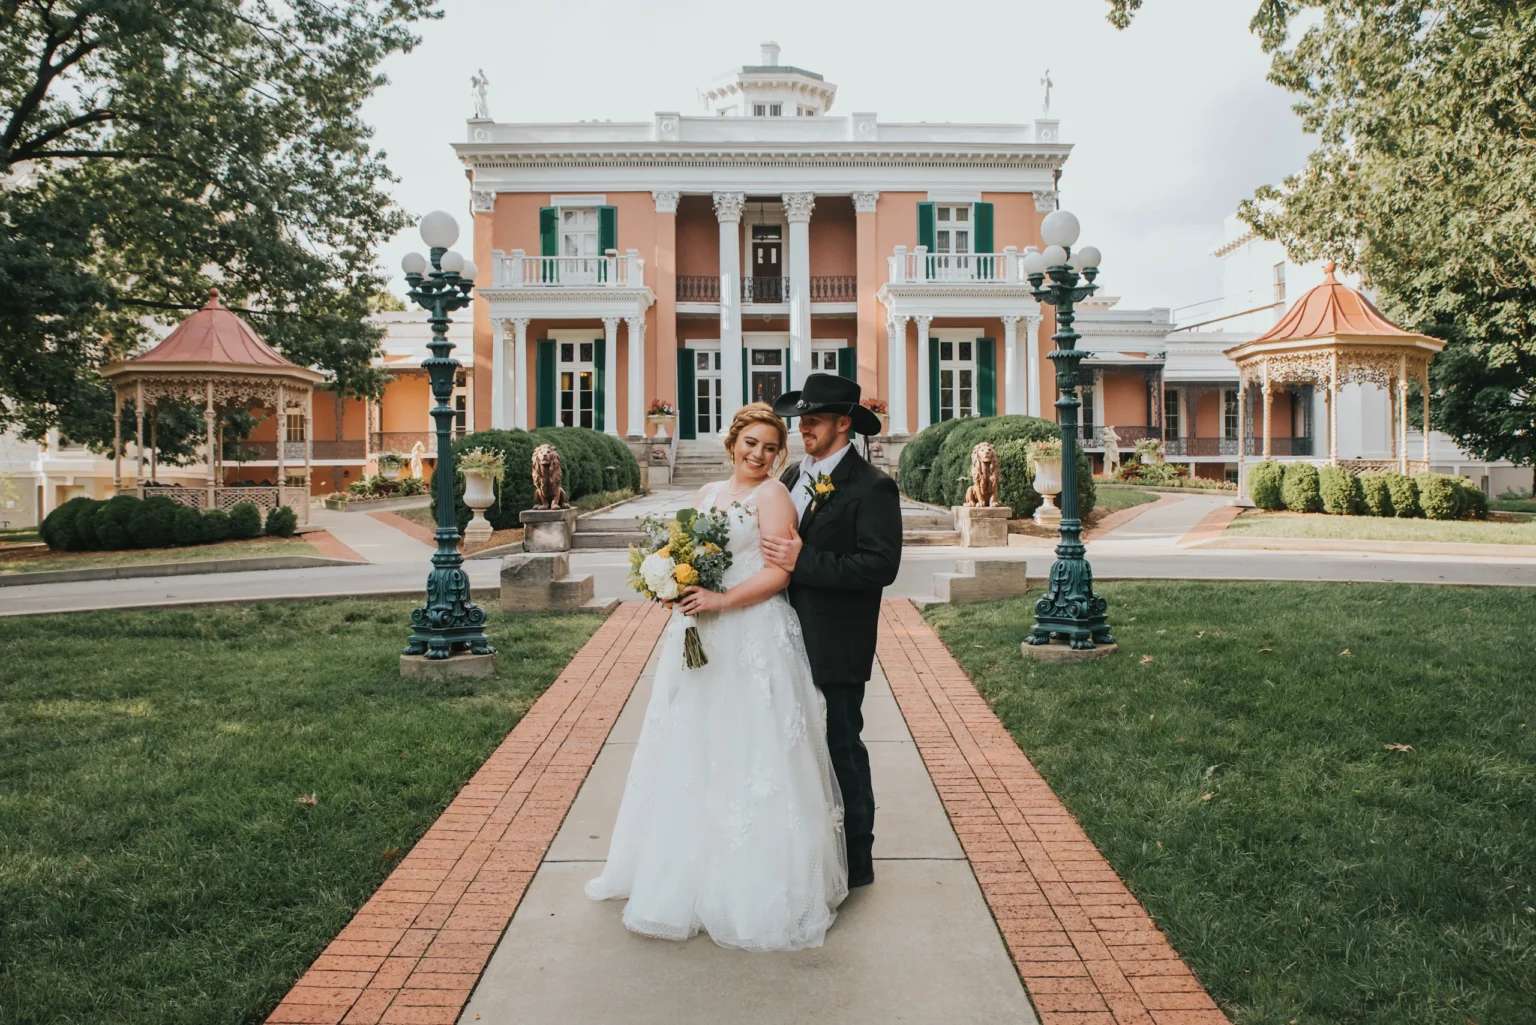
[127,484,308,520]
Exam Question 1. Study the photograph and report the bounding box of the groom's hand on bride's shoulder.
[760,531,802,573]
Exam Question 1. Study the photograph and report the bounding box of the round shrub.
[200,508,233,544]
[228,501,263,540]
[172,505,204,546]
[40,496,94,551]
[1357,472,1394,517]
[1318,466,1362,515]
[94,495,141,549]
[129,495,179,548]
[72,499,105,550]
[995,439,1096,521]
[1415,472,1463,521]
[1247,460,1285,510]
[1281,463,1323,513]
[1455,479,1489,520]
[265,505,298,537]
[1383,472,1421,518]
[896,418,970,501]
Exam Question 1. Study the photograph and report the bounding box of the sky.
[363,0,1314,315]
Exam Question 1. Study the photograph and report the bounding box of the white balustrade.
[493,249,645,288]
[886,246,1024,285]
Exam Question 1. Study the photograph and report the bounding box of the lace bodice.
[698,480,767,589]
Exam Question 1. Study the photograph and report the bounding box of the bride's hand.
[678,585,729,616]
[760,529,802,573]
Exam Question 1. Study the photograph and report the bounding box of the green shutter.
[928,337,940,427]
[593,337,606,433]
[838,346,856,381]
[917,202,936,251]
[539,207,558,256]
[974,202,994,254]
[598,206,617,253]
[978,338,997,417]
[677,349,696,440]
[535,340,556,428]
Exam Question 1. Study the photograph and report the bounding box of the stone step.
[572,531,645,550]
[903,530,961,546]
[576,515,640,531]
[901,513,955,531]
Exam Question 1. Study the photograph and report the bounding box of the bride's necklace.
[725,475,762,497]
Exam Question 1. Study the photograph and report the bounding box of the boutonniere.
[803,472,835,513]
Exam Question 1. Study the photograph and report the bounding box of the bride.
[585,403,848,950]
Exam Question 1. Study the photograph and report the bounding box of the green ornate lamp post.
[1021,210,1114,652]
[400,211,494,661]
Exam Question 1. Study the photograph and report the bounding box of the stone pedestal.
[953,506,1012,547]
[400,652,499,681]
[501,552,596,611]
[1033,495,1062,527]
[932,560,1028,604]
[520,508,577,553]
[1020,639,1118,663]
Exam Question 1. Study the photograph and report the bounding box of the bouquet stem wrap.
[680,615,708,669]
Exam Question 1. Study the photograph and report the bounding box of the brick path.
[878,600,1228,1025]
[1177,505,1242,547]
[303,529,365,563]
[265,602,667,1025]
[369,510,435,546]
[1085,494,1181,541]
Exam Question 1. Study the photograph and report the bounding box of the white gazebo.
[100,289,324,521]
[1223,262,1445,495]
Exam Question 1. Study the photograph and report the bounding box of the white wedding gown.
[585,479,848,950]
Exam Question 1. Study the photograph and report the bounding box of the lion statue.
[531,443,568,510]
[964,441,1003,508]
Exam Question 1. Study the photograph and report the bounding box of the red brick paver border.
[369,510,436,546]
[1177,504,1242,547]
[303,529,366,563]
[265,602,667,1025]
[878,600,1229,1025]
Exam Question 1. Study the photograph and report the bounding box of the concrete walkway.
[460,653,1036,1025]
[308,504,433,565]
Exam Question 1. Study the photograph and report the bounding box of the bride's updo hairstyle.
[723,402,789,473]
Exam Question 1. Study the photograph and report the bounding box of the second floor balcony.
[675,274,858,305]
[887,247,1034,287]
[492,250,645,289]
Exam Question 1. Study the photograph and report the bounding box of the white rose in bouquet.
[640,551,681,601]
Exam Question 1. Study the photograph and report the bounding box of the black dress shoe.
[848,868,874,889]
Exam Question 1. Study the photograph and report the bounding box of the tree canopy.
[0,0,439,448]
[1108,0,1536,465]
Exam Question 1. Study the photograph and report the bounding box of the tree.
[0,0,439,449]
[1107,1,1536,465]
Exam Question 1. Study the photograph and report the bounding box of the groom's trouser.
[821,681,875,879]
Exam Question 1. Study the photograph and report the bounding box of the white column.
[511,318,530,430]
[490,319,509,429]
[888,314,909,436]
[914,314,933,428]
[1002,315,1022,416]
[626,315,646,438]
[783,192,815,390]
[1025,313,1043,417]
[276,384,287,486]
[601,316,620,436]
[714,193,745,424]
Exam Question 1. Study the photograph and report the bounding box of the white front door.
[560,208,600,283]
[559,340,597,429]
[933,204,972,279]
[937,339,977,421]
[695,349,723,436]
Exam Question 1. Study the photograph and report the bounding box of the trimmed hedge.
[172,505,204,546]
[199,508,233,544]
[1281,462,1324,513]
[432,427,642,532]
[39,497,95,551]
[1248,460,1285,510]
[228,502,263,540]
[1456,479,1489,520]
[895,415,1078,510]
[129,496,179,549]
[1414,472,1462,521]
[94,495,139,549]
[266,506,298,537]
[1358,472,1394,517]
[1385,472,1421,518]
[996,439,1097,521]
[1318,466,1362,515]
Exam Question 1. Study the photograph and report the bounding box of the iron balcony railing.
[809,275,857,301]
[676,275,860,303]
[1163,437,1240,457]
[743,276,789,303]
[1081,425,1162,448]
[676,275,719,302]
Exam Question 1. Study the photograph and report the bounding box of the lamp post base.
[401,652,499,681]
[1021,639,1118,663]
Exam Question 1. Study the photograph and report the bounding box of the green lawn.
[0,526,41,545]
[1490,496,1536,516]
[0,536,326,575]
[1226,509,1536,545]
[1093,486,1162,515]
[926,583,1535,1025]
[0,600,602,1025]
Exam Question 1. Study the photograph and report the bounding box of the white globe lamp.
[1073,245,1102,270]
[438,249,465,274]
[1040,209,1081,249]
[401,252,427,276]
[1041,245,1068,268]
[459,258,479,281]
[419,210,459,249]
[1021,250,1047,277]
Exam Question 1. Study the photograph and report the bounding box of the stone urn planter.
[1032,455,1064,527]
[462,469,497,547]
[647,413,677,439]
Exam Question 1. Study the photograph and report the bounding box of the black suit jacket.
[778,446,903,686]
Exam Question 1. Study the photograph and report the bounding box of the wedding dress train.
[585,480,848,951]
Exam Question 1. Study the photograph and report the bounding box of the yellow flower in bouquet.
[674,563,699,586]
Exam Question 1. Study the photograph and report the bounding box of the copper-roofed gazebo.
[1222,262,1445,496]
[100,289,324,521]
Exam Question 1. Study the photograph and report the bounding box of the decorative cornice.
[782,192,815,223]
[651,190,680,214]
[713,191,745,223]
[852,190,879,214]
[471,189,495,214]
[1033,190,1058,213]
[457,149,1070,172]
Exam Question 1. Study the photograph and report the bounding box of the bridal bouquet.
[627,508,733,669]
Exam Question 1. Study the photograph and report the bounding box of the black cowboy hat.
[773,372,883,436]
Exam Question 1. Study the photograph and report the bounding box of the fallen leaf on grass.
[1140,655,1155,665]
[382,846,402,864]
[1340,649,1353,657]
[296,793,318,806]
[1258,648,1273,653]
[1383,743,1414,752]
[1195,630,1205,638]
[1199,791,1215,801]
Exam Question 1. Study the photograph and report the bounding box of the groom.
[763,374,903,889]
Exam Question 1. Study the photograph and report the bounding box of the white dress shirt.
[791,442,852,521]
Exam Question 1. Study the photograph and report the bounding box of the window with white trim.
[695,349,722,436]
[753,102,783,116]
[938,340,977,421]
[1223,389,1240,439]
[1164,388,1182,439]
[797,106,816,116]
[1272,262,1287,303]
[560,207,600,283]
[559,341,596,429]
[933,204,971,276]
[810,350,839,373]
[285,412,307,442]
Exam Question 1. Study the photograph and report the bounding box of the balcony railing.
[221,439,362,461]
[743,276,789,303]
[1163,437,1240,458]
[887,247,1029,286]
[492,249,644,288]
[677,275,719,302]
[810,275,857,302]
[675,274,859,303]
[1083,425,1162,449]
